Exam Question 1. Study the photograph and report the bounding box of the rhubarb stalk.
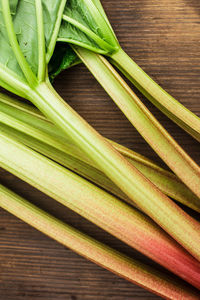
[111,47,200,142]
[0,184,199,299]
[0,131,200,290]
[1,0,200,262]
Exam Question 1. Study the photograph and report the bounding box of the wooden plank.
[0,0,200,298]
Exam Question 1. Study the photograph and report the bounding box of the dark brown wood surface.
[1,0,200,299]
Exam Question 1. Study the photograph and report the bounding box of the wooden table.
[0,0,200,299]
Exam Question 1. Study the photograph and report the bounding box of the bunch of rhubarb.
[0,0,200,298]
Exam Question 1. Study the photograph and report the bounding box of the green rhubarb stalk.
[111,48,200,142]
[1,0,200,262]
[74,47,200,200]
[1,185,199,300]
[0,94,199,213]
[60,0,200,142]
[1,132,200,290]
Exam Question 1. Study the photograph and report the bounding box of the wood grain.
[0,0,200,299]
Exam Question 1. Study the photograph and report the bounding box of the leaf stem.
[0,78,23,97]
[35,0,46,82]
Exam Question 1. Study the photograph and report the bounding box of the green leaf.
[0,1,24,79]
[0,33,24,80]
[43,1,66,49]
[49,43,81,81]
[59,19,102,53]
[12,0,66,77]
[53,0,119,78]
[0,0,66,93]
[0,0,19,18]
[59,0,118,54]
[51,0,120,79]
[12,0,40,76]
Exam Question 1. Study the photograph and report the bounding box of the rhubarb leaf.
[49,43,81,81]
[0,1,24,79]
[0,0,66,95]
[11,0,40,76]
[59,0,119,54]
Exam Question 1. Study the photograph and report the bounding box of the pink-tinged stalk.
[0,132,200,290]
[0,92,199,213]
[0,185,199,299]
[75,47,200,201]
